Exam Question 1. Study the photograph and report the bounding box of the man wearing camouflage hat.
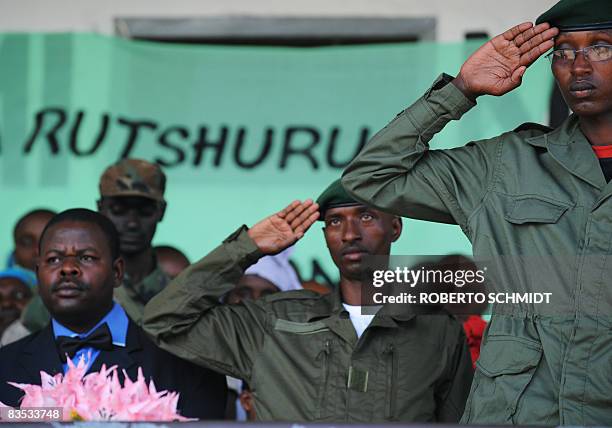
[342,0,612,425]
[96,158,170,323]
[143,181,472,422]
[20,159,171,333]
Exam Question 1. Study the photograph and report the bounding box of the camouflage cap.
[99,159,166,203]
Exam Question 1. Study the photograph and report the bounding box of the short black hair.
[13,208,56,237]
[39,208,121,261]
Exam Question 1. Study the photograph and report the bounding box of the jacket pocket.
[467,335,542,423]
[502,194,570,225]
[274,319,330,335]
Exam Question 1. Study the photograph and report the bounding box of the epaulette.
[264,289,321,302]
[513,122,553,134]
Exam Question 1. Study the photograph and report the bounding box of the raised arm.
[342,23,558,232]
[143,201,319,383]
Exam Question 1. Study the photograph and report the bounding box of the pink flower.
[2,357,191,421]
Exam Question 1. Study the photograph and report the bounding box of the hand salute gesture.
[454,22,558,99]
[248,200,320,255]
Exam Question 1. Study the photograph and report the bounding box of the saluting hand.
[453,22,558,99]
[248,200,320,255]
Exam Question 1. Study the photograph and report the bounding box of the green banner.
[0,33,553,283]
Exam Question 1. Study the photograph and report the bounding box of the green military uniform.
[143,226,473,422]
[342,72,612,425]
[21,265,169,332]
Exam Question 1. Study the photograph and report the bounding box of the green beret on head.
[316,179,360,220]
[536,0,612,31]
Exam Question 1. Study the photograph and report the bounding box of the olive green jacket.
[20,265,169,332]
[143,227,473,422]
[342,74,612,425]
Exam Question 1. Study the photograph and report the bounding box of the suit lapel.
[21,325,63,382]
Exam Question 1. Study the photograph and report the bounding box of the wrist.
[452,75,479,102]
[222,225,265,269]
[247,228,263,251]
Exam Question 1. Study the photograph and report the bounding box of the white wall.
[0,0,557,42]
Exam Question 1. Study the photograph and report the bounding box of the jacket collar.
[302,284,418,347]
[526,114,605,189]
[304,283,416,325]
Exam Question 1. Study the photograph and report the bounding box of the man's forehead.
[556,28,612,41]
[0,277,29,289]
[324,204,368,218]
[42,222,104,249]
[104,195,157,207]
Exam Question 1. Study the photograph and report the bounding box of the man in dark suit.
[0,209,227,419]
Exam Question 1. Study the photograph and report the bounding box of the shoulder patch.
[264,289,320,302]
[513,122,553,134]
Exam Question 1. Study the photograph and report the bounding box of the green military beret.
[316,179,360,220]
[536,0,612,31]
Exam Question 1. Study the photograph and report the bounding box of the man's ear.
[35,241,43,274]
[158,202,167,222]
[112,257,125,288]
[391,216,402,242]
[96,198,103,212]
[321,226,332,249]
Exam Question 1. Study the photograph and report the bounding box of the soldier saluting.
[343,0,612,425]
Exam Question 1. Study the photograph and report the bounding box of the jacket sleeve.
[342,74,503,235]
[143,226,267,383]
[435,324,474,422]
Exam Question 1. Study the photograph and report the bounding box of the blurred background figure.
[439,254,488,368]
[155,245,190,279]
[225,246,302,305]
[97,158,170,322]
[238,383,256,421]
[1,209,55,347]
[7,209,55,276]
[301,280,331,295]
[0,269,34,338]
